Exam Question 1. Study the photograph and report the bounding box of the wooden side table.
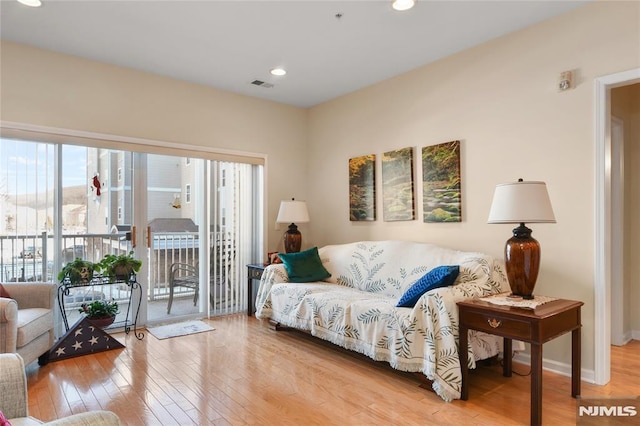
[457,297,583,426]
[246,264,266,316]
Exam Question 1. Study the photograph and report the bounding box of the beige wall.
[612,83,640,337]
[0,40,309,253]
[307,1,640,373]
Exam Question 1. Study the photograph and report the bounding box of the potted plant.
[79,299,119,328]
[57,258,98,285]
[98,251,142,281]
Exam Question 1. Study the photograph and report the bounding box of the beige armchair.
[0,353,120,425]
[0,283,56,366]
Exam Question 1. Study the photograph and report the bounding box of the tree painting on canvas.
[349,154,376,221]
[382,147,415,221]
[422,140,461,222]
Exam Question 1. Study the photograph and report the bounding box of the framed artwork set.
[349,140,461,223]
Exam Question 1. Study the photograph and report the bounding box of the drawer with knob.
[459,310,531,340]
[248,267,265,280]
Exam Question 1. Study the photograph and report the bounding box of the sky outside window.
[0,140,87,195]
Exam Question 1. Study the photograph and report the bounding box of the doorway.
[610,116,625,346]
[594,68,640,385]
[144,155,261,324]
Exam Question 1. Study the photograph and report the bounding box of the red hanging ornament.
[92,174,102,196]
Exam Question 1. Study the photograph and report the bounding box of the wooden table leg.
[460,326,469,400]
[572,327,581,397]
[503,337,512,377]
[531,342,543,426]
[247,272,253,317]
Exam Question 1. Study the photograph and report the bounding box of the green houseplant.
[98,251,142,281]
[79,299,119,328]
[57,258,98,284]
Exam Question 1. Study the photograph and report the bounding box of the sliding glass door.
[1,135,263,333]
[145,156,263,323]
[145,153,206,321]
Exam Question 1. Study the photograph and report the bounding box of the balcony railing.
[0,231,241,317]
[0,232,115,282]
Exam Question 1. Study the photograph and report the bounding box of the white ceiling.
[1,0,589,108]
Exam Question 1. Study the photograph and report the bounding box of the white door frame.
[610,116,625,346]
[594,68,640,385]
[132,152,149,326]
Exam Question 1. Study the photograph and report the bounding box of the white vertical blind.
[209,161,262,315]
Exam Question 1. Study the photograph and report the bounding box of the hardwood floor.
[24,315,639,425]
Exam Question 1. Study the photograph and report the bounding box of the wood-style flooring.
[24,314,639,425]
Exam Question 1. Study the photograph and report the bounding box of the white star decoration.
[72,340,83,350]
[56,347,66,356]
[89,336,99,345]
[74,328,83,337]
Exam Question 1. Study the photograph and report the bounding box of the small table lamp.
[276,198,310,253]
[487,179,556,299]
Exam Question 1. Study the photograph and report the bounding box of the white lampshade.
[276,199,310,224]
[487,181,556,224]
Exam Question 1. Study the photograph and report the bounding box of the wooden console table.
[457,297,583,426]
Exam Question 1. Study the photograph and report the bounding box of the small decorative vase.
[87,315,116,329]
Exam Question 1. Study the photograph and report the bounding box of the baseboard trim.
[513,353,596,384]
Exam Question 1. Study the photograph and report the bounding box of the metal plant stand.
[58,274,144,340]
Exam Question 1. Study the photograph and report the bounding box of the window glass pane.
[147,154,202,321]
[60,146,134,329]
[0,138,54,281]
[63,144,88,233]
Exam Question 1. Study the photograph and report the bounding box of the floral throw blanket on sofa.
[255,240,509,401]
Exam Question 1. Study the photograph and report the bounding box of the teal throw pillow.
[279,247,331,283]
[396,265,459,308]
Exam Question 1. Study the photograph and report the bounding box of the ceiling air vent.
[250,80,274,89]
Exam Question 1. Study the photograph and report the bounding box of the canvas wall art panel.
[422,140,461,222]
[382,147,415,221]
[349,154,376,221]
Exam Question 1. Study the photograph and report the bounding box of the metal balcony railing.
[0,231,240,315]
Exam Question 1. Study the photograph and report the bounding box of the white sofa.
[255,240,509,401]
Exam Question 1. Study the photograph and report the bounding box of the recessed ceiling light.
[17,0,42,7]
[270,68,287,77]
[392,0,415,12]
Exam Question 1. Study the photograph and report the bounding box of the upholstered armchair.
[0,283,56,367]
[0,353,121,425]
